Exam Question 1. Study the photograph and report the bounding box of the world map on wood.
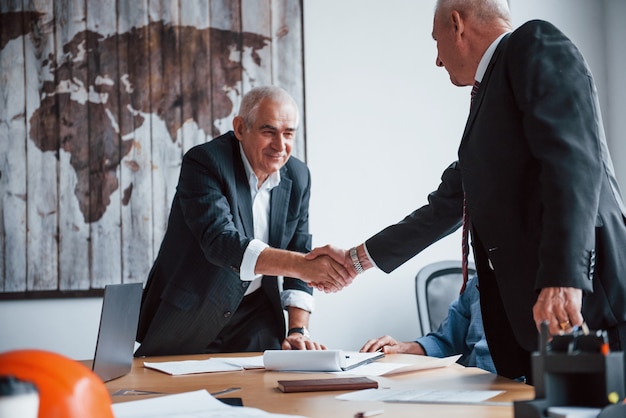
[0,1,305,297]
[30,23,268,223]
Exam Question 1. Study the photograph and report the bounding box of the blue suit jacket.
[135,132,313,356]
[366,20,626,378]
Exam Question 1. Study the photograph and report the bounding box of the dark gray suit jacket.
[366,20,626,378]
[135,131,313,356]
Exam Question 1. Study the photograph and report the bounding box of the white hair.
[238,86,299,128]
[435,0,511,23]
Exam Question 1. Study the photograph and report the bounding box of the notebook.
[92,282,143,382]
[263,350,384,372]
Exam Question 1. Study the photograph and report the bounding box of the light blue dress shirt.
[415,275,496,374]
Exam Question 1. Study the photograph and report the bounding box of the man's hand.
[307,244,374,279]
[307,244,353,271]
[282,334,326,350]
[254,248,353,293]
[359,335,425,355]
[299,254,354,293]
[533,287,584,335]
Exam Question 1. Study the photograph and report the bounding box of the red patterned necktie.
[460,80,481,294]
[470,80,480,106]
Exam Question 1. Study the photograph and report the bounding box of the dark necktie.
[460,80,481,294]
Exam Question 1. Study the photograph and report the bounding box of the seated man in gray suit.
[135,86,350,357]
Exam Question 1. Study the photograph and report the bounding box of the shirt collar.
[239,143,281,192]
[475,31,509,83]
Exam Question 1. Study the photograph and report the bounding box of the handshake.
[299,244,371,293]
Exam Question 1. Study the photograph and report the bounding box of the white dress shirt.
[238,144,314,312]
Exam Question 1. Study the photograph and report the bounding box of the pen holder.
[514,323,626,418]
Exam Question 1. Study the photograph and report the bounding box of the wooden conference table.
[107,353,535,418]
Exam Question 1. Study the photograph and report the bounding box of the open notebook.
[92,282,143,382]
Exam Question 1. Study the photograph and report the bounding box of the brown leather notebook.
[277,376,378,393]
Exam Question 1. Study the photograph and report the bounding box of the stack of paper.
[263,350,384,372]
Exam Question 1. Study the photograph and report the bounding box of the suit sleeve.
[176,145,251,271]
[366,162,464,273]
[507,21,602,290]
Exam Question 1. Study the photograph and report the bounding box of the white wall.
[1,0,624,359]
[304,0,468,350]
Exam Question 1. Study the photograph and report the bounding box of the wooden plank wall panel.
[209,0,242,136]
[55,0,91,291]
[242,0,272,90]
[0,0,28,292]
[25,0,59,291]
[0,0,305,298]
[272,0,305,160]
[118,0,153,284]
[179,0,210,154]
[86,0,123,288]
[147,0,184,255]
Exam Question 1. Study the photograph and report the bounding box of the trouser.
[204,289,283,353]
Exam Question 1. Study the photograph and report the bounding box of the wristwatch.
[350,247,365,274]
[287,326,310,339]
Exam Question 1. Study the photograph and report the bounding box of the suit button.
[242,282,249,288]
[588,249,596,280]
[224,311,232,318]
[488,259,494,270]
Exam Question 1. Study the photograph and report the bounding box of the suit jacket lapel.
[234,147,254,238]
[269,167,292,248]
[460,33,510,150]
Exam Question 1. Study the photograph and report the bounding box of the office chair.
[415,260,476,336]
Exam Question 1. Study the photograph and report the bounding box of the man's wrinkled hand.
[533,286,584,336]
[302,255,353,293]
[282,334,326,350]
[306,245,357,277]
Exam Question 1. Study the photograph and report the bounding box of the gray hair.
[435,0,511,24]
[238,86,299,128]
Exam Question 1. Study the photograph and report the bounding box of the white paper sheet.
[336,388,506,405]
[112,390,307,418]
[143,358,242,376]
[339,354,462,376]
[221,356,265,369]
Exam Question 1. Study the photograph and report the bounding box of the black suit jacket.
[366,20,626,377]
[135,132,313,356]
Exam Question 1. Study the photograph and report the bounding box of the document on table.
[263,350,384,372]
[143,353,458,376]
[344,354,462,376]
[336,387,506,405]
[112,390,307,418]
[143,358,243,376]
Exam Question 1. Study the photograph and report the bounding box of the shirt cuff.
[281,289,315,313]
[415,336,445,358]
[240,239,269,281]
[362,242,380,270]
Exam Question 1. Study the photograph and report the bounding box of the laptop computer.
[92,282,143,382]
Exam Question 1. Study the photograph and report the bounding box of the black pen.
[210,387,241,396]
[354,409,384,417]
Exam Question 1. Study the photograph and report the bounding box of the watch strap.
[350,247,365,274]
[288,326,310,338]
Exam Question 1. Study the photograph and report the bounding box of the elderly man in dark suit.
[135,86,350,357]
[310,0,626,384]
